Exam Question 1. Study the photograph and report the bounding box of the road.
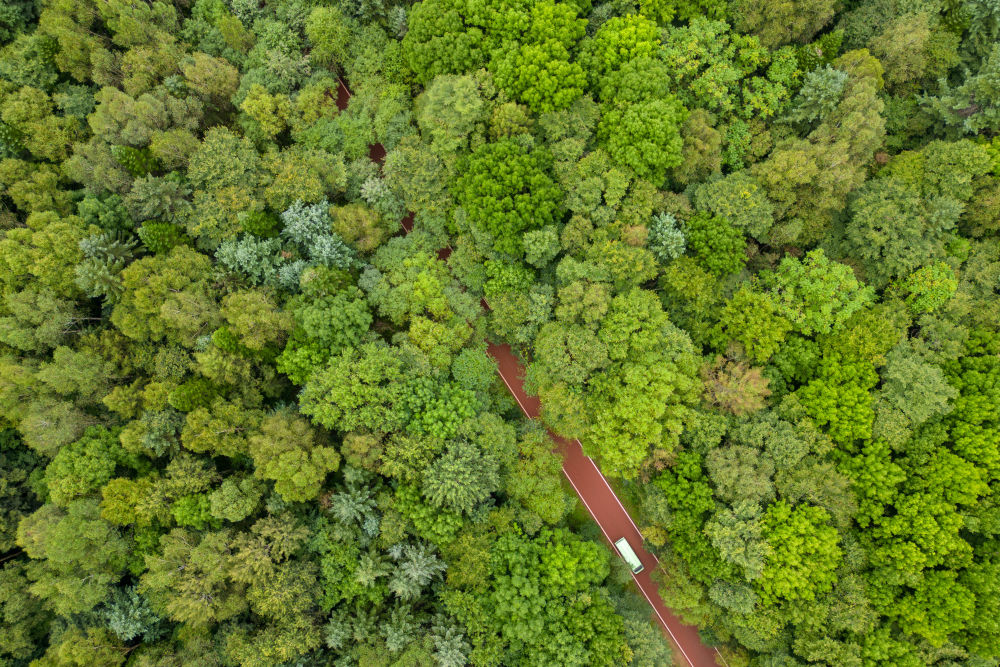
[488,343,720,667]
[336,78,720,666]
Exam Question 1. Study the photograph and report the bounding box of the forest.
[1,0,999,664]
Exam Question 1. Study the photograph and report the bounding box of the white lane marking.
[490,354,708,664]
[562,468,695,667]
[491,357,662,564]
[492,358,534,419]
[573,441,659,564]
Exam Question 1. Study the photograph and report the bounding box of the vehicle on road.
[615,537,644,574]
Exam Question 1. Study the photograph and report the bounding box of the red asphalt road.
[487,343,719,667]
[337,78,719,666]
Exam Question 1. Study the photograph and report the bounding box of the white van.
[614,537,644,574]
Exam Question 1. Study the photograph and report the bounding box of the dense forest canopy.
[1,0,999,665]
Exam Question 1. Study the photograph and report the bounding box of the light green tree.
[248,410,340,502]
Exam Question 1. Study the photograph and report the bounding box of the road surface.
[487,343,720,667]
[337,78,720,667]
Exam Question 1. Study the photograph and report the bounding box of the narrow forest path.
[337,80,720,667]
[488,343,721,667]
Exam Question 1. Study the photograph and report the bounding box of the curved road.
[337,79,720,666]
[488,343,720,667]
